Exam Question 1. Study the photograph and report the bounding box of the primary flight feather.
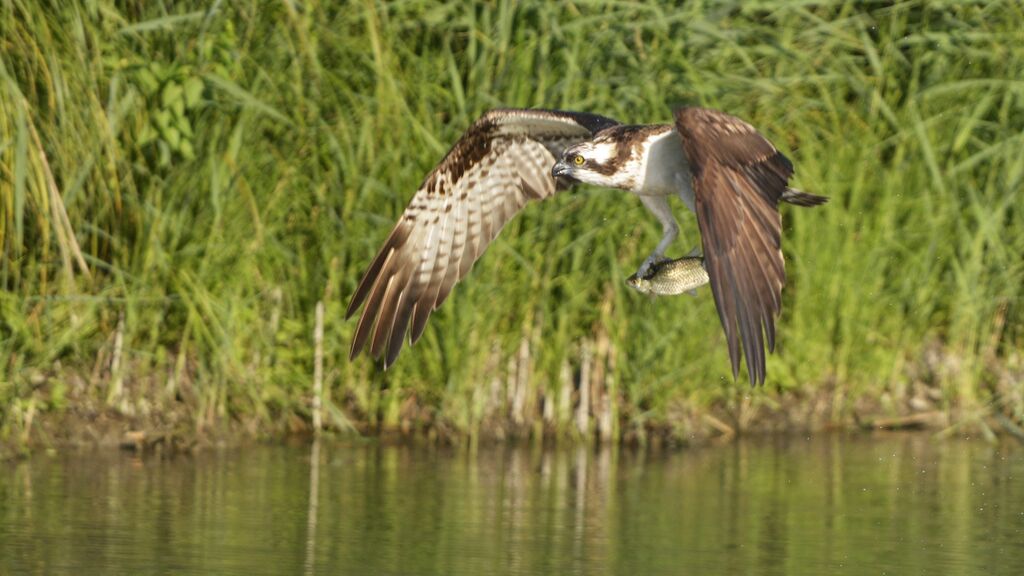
[346,106,827,385]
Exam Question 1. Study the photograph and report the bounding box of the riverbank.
[5,344,1022,459]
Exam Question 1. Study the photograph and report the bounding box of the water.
[1,435,1022,575]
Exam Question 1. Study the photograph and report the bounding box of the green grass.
[2,0,1022,446]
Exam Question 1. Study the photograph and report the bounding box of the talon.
[637,254,668,279]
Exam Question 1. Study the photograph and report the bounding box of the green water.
[1,435,1021,575]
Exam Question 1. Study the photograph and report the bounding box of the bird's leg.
[637,194,679,278]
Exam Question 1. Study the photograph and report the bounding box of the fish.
[626,249,709,296]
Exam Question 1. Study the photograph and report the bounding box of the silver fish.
[626,250,709,296]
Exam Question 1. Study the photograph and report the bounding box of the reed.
[1,0,1021,445]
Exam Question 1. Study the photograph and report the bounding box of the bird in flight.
[346,107,827,386]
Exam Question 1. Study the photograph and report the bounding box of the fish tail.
[781,188,829,207]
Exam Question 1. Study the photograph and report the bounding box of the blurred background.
[2,0,1022,448]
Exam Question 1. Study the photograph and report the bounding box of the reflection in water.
[305,438,320,576]
[1,435,1022,575]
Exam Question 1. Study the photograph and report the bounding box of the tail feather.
[780,188,828,207]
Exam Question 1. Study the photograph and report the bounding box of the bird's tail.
[781,188,829,207]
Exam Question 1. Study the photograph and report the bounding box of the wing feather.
[351,247,398,356]
[460,183,484,278]
[438,188,470,307]
[348,109,618,366]
[345,222,412,319]
[369,266,406,360]
[407,210,443,346]
[675,107,793,386]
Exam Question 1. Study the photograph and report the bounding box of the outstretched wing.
[673,107,793,386]
[347,108,619,367]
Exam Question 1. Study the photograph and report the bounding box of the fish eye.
[573,154,585,166]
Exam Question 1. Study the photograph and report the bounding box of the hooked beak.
[551,160,572,179]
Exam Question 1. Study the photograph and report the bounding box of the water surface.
[2,435,1021,575]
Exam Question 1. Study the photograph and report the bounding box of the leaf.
[179,140,195,160]
[164,126,181,149]
[138,122,156,145]
[172,97,185,118]
[177,115,193,138]
[161,81,182,109]
[154,109,171,130]
[158,140,171,167]
[118,11,204,35]
[136,67,160,96]
[204,73,294,126]
[183,77,204,107]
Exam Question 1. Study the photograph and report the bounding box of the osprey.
[346,107,827,386]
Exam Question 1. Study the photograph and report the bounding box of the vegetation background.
[2,0,1022,450]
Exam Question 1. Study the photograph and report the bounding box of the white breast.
[633,128,695,211]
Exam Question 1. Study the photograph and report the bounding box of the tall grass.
[1,0,1022,445]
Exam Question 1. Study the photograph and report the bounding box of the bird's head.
[551,138,623,187]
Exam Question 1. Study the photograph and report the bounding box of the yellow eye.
[573,155,585,166]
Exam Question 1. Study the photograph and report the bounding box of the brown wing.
[674,107,794,386]
[347,109,619,367]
